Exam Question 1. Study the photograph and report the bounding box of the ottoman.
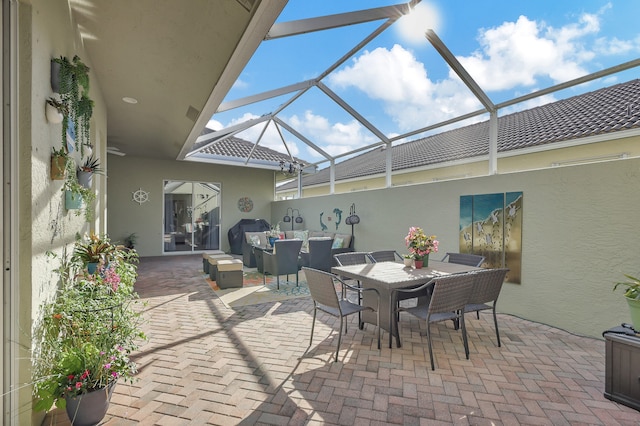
[216,259,244,289]
[208,254,233,281]
[202,250,225,273]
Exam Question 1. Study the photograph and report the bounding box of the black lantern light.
[283,207,303,231]
[345,203,360,237]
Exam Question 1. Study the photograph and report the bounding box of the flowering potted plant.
[405,226,439,269]
[32,239,146,424]
[267,223,281,247]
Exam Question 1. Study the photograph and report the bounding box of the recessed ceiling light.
[122,97,138,104]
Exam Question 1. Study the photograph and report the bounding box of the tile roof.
[192,129,303,165]
[282,78,640,189]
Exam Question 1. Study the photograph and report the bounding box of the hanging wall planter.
[77,170,93,189]
[50,59,61,93]
[45,99,64,124]
[50,152,67,180]
[65,190,82,210]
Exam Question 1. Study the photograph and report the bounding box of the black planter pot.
[65,380,116,426]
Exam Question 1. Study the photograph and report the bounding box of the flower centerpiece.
[32,239,146,424]
[267,223,281,247]
[405,226,439,268]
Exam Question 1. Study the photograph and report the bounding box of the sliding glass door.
[163,180,220,252]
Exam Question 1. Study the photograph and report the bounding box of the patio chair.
[333,252,371,327]
[303,267,380,362]
[464,268,509,346]
[367,250,403,263]
[392,273,475,370]
[262,239,303,289]
[299,237,333,272]
[441,252,485,267]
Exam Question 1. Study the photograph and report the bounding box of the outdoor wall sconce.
[283,207,303,230]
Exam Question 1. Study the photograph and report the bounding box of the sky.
[207,0,640,167]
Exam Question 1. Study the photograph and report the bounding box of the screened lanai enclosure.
[185,0,640,192]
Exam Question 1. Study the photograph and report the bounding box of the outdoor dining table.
[331,260,482,347]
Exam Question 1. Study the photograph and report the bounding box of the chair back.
[308,238,333,272]
[303,267,340,310]
[442,252,485,267]
[428,273,475,315]
[468,268,509,305]
[334,251,369,266]
[272,239,303,273]
[368,250,401,263]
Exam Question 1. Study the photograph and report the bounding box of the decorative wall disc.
[237,197,253,212]
[132,188,149,205]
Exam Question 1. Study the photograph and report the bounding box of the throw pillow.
[335,233,351,249]
[249,235,261,246]
[293,230,309,251]
[332,237,344,249]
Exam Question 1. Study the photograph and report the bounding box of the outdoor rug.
[204,270,310,308]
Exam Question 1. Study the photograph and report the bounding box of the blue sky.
[208,1,640,166]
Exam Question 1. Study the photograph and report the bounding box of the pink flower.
[104,363,112,369]
[75,382,83,389]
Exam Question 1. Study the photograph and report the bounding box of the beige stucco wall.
[17,0,108,423]
[106,156,275,257]
[271,156,640,339]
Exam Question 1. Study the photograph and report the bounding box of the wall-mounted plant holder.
[51,155,66,180]
[65,190,82,210]
[45,100,63,124]
[77,170,93,189]
[50,59,61,93]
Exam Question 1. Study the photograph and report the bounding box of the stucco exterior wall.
[106,156,275,257]
[17,0,108,423]
[272,156,640,339]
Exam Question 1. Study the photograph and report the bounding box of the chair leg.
[310,305,317,346]
[492,308,501,347]
[336,316,344,362]
[277,275,280,290]
[376,308,381,350]
[460,314,470,360]
[426,321,435,370]
[296,271,299,287]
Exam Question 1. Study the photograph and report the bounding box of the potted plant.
[50,146,68,180]
[32,240,145,425]
[614,274,640,330]
[402,254,414,268]
[45,97,66,124]
[63,158,96,221]
[124,233,137,250]
[77,155,103,189]
[73,232,115,274]
[404,226,439,269]
[267,223,281,247]
[51,55,94,157]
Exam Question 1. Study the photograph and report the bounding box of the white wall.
[272,157,640,338]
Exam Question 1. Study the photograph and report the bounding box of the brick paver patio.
[44,254,640,425]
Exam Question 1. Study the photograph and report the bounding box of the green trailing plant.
[52,55,94,157]
[614,274,640,300]
[63,159,96,221]
[32,240,145,412]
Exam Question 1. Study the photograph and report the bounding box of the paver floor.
[44,254,640,425]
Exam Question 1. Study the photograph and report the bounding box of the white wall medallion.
[132,188,150,205]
